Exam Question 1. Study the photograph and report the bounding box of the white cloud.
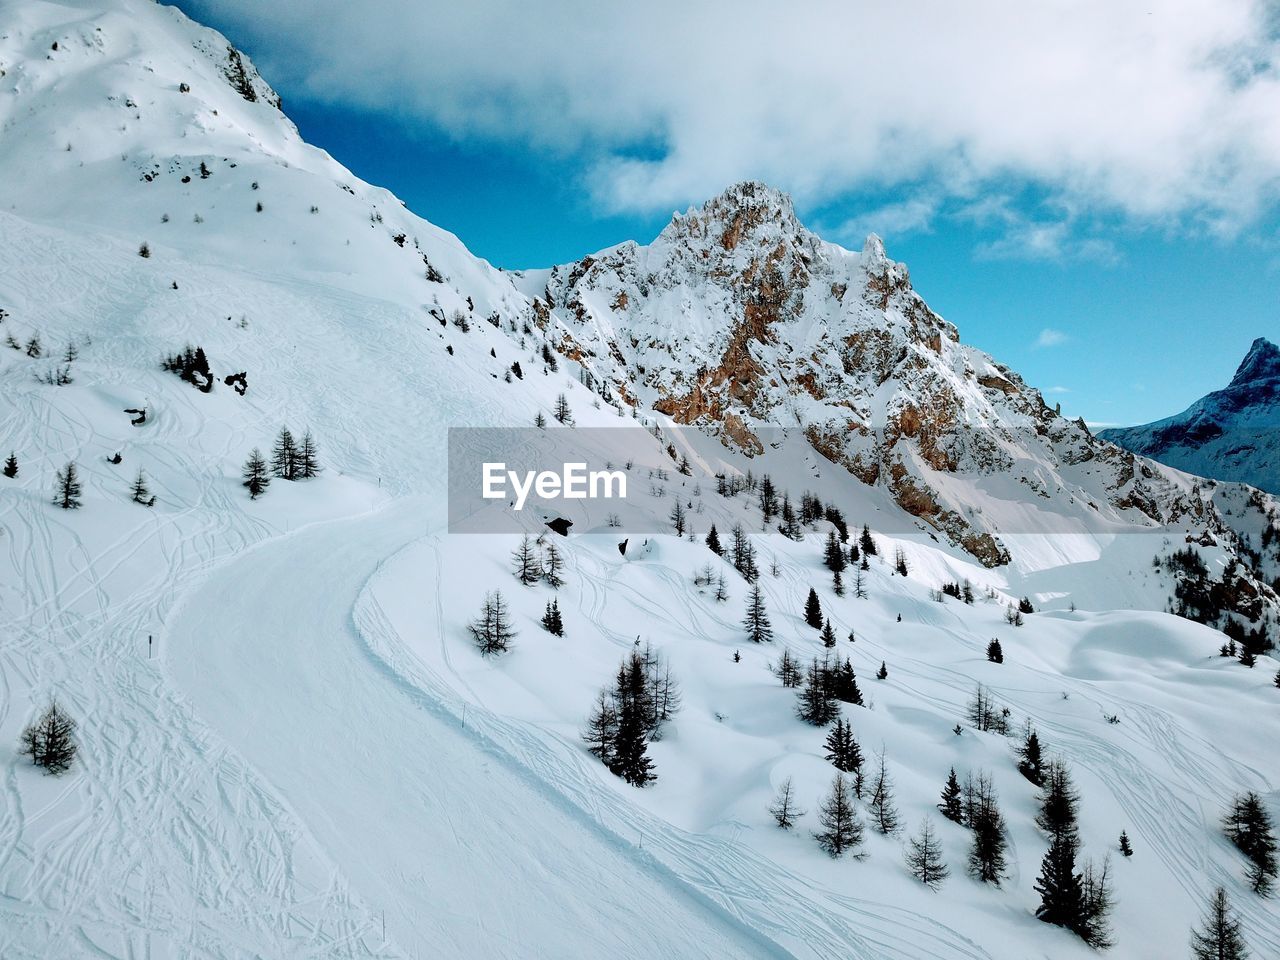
[192,0,1280,228]
[1035,329,1070,349]
[1046,386,1071,394]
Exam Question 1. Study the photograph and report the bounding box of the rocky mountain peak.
[1229,337,1280,389]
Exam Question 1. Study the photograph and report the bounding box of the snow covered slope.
[1,2,1279,959]
[1101,338,1280,495]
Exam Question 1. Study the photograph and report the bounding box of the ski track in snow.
[352,534,994,960]
[167,501,789,960]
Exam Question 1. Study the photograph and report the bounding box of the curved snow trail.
[354,536,994,960]
[168,499,786,960]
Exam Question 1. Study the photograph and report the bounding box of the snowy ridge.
[1101,338,1280,495]
[1,1,1279,958]
[527,182,1280,576]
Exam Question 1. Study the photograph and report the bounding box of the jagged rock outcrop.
[520,182,1273,570]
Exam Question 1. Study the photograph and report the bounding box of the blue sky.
[175,0,1279,429]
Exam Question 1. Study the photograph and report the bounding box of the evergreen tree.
[1019,596,1036,614]
[553,393,573,425]
[271,427,297,480]
[1018,728,1044,786]
[775,648,803,688]
[582,690,617,767]
[534,411,547,428]
[743,584,773,643]
[849,542,861,565]
[813,773,864,858]
[986,638,1004,663]
[778,494,802,540]
[705,524,723,556]
[131,469,156,506]
[714,571,729,603]
[1240,646,1257,668]
[1119,830,1133,857]
[893,546,909,577]
[967,774,1008,884]
[730,524,759,581]
[797,658,838,725]
[824,529,848,574]
[1224,792,1277,895]
[820,618,837,649]
[19,700,78,774]
[859,524,877,556]
[53,461,83,509]
[1035,830,1086,931]
[469,591,516,655]
[769,776,805,829]
[297,430,321,478]
[669,499,687,536]
[542,540,566,588]
[609,655,656,786]
[1081,856,1116,949]
[939,767,964,824]
[905,817,949,888]
[831,658,863,706]
[803,587,823,629]
[541,598,564,636]
[512,534,541,585]
[759,475,778,523]
[2,452,16,478]
[1190,887,1250,960]
[876,661,888,680]
[242,448,269,499]
[1037,761,1081,839]
[833,568,845,596]
[823,717,863,774]
[868,750,900,834]
[853,567,867,599]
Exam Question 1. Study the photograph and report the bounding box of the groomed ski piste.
[2,1,1279,958]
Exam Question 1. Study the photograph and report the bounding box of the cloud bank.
[193,0,1280,231]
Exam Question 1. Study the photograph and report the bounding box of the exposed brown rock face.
[524,181,1279,574]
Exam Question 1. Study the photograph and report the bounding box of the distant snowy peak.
[1100,338,1280,494]
[530,183,1262,566]
[1229,336,1280,388]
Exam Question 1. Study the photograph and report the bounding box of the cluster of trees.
[1223,792,1277,895]
[793,655,863,723]
[512,534,566,589]
[774,748,930,872]
[162,344,214,391]
[242,429,321,498]
[1031,759,1114,948]
[583,644,680,786]
[940,768,1009,884]
[966,683,1011,734]
[270,427,321,481]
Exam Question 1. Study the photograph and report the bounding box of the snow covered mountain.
[1100,338,1280,495]
[521,182,1280,573]
[3,2,1280,959]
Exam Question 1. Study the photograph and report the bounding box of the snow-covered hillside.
[2,1,1279,958]
[1101,338,1280,496]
